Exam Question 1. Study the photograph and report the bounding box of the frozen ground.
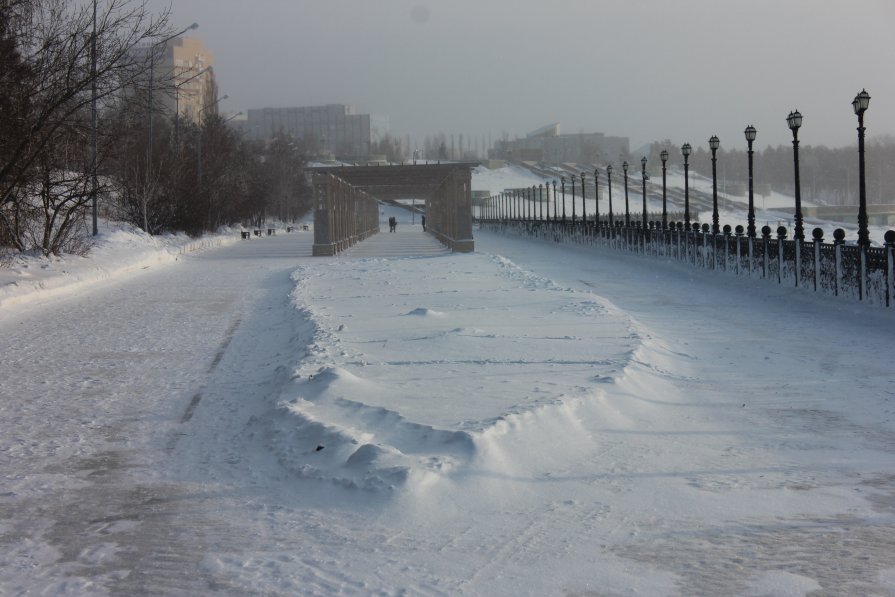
[1,197,894,595]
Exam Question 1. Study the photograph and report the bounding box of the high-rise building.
[131,36,216,125]
[237,104,389,159]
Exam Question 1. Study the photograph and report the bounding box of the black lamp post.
[853,89,871,247]
[593,168,600,229]
[570,175,577,223]
[561,177,567,222]
[660,149,668,229]
[709,135,720,234]
[681,143,692,226]
[640,156,648,229]
[580,172,587,224]
[552,180,558,222]
[787,110,804,240]
[745,125,757,237]
[539,184,544,221]
[622,161,630,226]
[547,182,553,221]
[606,165,614,227]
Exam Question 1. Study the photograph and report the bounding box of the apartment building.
[238,104,389,159]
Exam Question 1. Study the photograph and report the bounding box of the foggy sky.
[144,0,895,153]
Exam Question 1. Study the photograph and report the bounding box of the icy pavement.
[2,213,895,595]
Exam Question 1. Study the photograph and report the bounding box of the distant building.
[131,36,217,125]
[235,104,389,159]
[491,123,629,165]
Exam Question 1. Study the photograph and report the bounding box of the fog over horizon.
[145,0,895,153]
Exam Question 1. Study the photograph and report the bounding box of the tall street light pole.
[622,161,630,226]
[174,66,210,149]
[640,156,648,230]
[709,135,720,234]
[580,172,586,224]
[570,175,576,223]
[197,94,228,192]
[744,125,757,238]
[606,164,614,227]
[90,0,98,236]
[146,21,199,233]
[561,177,567,222]
[660,149,668,229]
[786,110,804,240]
[853,89,871,247]
[682,143,692,227]
[593,168,600,229]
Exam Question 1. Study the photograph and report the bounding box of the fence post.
[833,228,845,297]
[886,230,895,307]
[735,225,744,275]
[812,227,823,293]
[762,226,771,279]
[777,226,787,285]
[859,244,867,302]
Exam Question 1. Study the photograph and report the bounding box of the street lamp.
[606,164,614,227]
[709,135,720,234]
[593,168,600,229]
[640,156,648,229]
[853,89,871,247]
[552,180,558,222]
[174,65,210,148]
[681,143,692,226]
[744,125,757,237]
[787,110,804,240]
[197,94,229,192]
[580,172,587,224]
[660,149,668,229]
[570,175,576,223]
[145,21,199,233]
[561,177,567,222]
[622,161,630,226]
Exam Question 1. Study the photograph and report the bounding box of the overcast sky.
[143,0,895,153]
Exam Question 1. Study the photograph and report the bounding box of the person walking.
[421,215,426,232]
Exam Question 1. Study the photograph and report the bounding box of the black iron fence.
[476,216,895,308]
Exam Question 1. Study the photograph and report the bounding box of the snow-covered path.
[2,216,894,596]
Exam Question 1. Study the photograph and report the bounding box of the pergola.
[307,163,477,255]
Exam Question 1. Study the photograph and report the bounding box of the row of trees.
[644,137,894,206]
[1,0,311,257]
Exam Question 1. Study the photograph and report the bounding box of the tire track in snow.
[178,316,242,425]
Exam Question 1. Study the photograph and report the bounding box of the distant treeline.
[645,138,895,206]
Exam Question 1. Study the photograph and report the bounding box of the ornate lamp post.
[593,168,600,228]
[744,125,757,237]
[787,110,804,240]
[681,143,692,227]
[561,177,567,222]
[539,184,544,221]
[547,182,553,221]
[570,175,577,223]
[709,135,720,234]
[553,180,557,220]
[606,165,614,227]
[640,156,648,229]
[622,161,630,226]
[660,149,668,229]
[580,172,587,224]
[853,89,871,247]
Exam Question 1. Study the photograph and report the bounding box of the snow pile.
[0,221,240,309]
[274,250,643,492]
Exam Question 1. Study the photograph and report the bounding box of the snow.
[1,169,894,595]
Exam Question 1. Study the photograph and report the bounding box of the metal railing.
[477,215,895,308]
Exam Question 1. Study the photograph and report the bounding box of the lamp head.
[744,125,757,142]
[853,88,870,115]
[660,149,668,162]
[681,142,692,157]
[786,110,802,131]
[709,135,720,151]
[641,156,647,169]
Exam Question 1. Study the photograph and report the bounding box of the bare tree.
[0,0,171,253]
